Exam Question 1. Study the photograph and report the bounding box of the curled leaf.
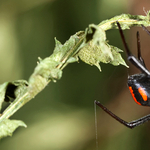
[78,24,127,71]
[0,80,28,111]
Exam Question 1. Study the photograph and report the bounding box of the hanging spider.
[95,21,150,129]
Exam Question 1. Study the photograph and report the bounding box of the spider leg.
[137,31,146,67]
[116,21,150,76]
[95,100,150,129]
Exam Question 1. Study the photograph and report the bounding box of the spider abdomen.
[128,74,150,106]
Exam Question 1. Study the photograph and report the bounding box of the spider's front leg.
[116,21,150,75]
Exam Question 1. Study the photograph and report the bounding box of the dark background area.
[1,0,150,150]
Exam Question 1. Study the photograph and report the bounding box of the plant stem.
[0,12,150,123]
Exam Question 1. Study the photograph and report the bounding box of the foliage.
[0,11,150,139]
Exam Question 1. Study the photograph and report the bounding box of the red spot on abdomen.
[129,86,141,105]
[138,87,147,101]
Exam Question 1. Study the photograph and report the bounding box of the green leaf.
[53,36,79,63]
[0,80,28,139]
[31,56,63,82]
[78,24,128,71]
[52,32,84,65]
[0,119,27,139]
[99,12,150,30]
[109,45,128,67]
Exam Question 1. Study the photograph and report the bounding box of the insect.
[95,21,150,129]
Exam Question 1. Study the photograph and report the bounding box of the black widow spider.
[95,21,150,129]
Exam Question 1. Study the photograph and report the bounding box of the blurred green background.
[1,0,150,150]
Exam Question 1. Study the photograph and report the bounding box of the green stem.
[0,32,85,123]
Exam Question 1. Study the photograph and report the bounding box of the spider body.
[95,21,150,129]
